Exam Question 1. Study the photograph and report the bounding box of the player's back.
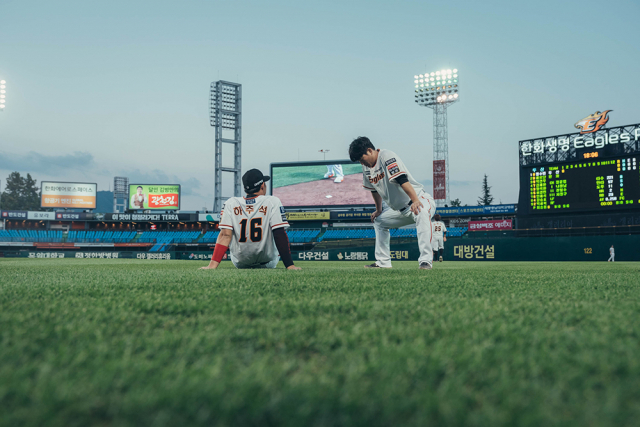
[432,221,446,237]
[219,195,289,265]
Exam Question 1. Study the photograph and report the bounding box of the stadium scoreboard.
[518,123,640,215]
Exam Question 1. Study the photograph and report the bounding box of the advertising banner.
[41,182,97,209]
[55,212,85,221]
[435,204,516,217]
[27,211,56,220]
[433,160,446,200]
[330,211,375,220]
[1,210,28,219]
[5,251,174,260]
[468,219,513,231]
[198,213,221,222]
[285,212,330,221]
[129,184,180,210]
[106,213,193,222]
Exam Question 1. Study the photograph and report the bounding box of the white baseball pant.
[434,237,444,251]
[608,254,615,262]
[372,192,436,267]
[231,254,280,269]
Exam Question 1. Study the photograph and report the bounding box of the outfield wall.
[295,235,636,262]
[2,234,636,261]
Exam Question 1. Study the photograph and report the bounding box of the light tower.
[209,81,242,213]
[414,68,459,206]
[0,80,6,111]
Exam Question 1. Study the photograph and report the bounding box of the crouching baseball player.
[432,214,447,262]
[349,136,436,270]
[200,169,301,271]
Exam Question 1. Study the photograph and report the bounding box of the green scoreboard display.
[523,156,639,213]
[518,123,640,215]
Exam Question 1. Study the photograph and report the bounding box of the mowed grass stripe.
[0,260,639,426]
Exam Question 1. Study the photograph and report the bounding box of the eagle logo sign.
[574,110,612,134]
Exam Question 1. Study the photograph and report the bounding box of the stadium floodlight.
[413,67,460,207]
[319,149,330,160]
[0,80,4,110]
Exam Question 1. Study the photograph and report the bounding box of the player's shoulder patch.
[279,206,285,213]
[387,162,400,176]
[384,157,397,167]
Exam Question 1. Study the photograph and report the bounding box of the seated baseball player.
[349,136,436,270]
[200,169,301,270]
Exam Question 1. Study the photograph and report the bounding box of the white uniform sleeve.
[383,151,408,182]
[362,166,374,191]
[442,223,447,234]
[268,198,289,230]
[218,201,234,230]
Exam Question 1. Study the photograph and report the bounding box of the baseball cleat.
[334,176,344,183]
[439,256,443,262]
[419,262,432,270]
[324,172,335,179]
[364,263,390,268]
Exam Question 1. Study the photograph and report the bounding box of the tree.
[450,198,462,207]
[477,174,494,206]
[0,172,41,210]
[22,174,41,210]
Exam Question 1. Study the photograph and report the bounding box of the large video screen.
[41,182,97,209]
[520,154,640,214]
[271,161,374,208]
[129,184,181,210]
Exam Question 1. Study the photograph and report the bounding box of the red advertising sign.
[148,193,179,208]
[433,160,446,200]
[468,219,512,231]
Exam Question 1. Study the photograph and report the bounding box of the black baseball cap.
[242,169,270,193]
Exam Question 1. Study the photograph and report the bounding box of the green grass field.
[1,259,639,426]
[272,164,362,188]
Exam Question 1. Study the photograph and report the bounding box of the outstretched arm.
[200,228,233,270]
[273,228,301,270]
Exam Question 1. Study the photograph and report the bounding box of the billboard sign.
[1,210,28,219]
[519,123,640,167]
[55,212,84,221]
[129,184,181,210]
[433,160,446,200]
[198,213,220,222]
[468,219,513,231]
[435,204,516,217]
[285,212,330,221]
[41,182,97,209]
[27,211,56,220]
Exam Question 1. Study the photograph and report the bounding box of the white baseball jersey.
[432,221,447,239]
[362,149,427,211]
[610,247,615,255]
[218,195,289,266]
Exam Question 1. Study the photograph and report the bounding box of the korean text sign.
[468,220,513,231]
[129,184,181,210]
[41,182,97,209]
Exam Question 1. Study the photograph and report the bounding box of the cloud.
[124,169,202,196]
[0,151,96,175]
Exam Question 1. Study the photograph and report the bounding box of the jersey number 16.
[238,218,263,242]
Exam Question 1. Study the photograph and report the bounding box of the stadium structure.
[1,88,639,262]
